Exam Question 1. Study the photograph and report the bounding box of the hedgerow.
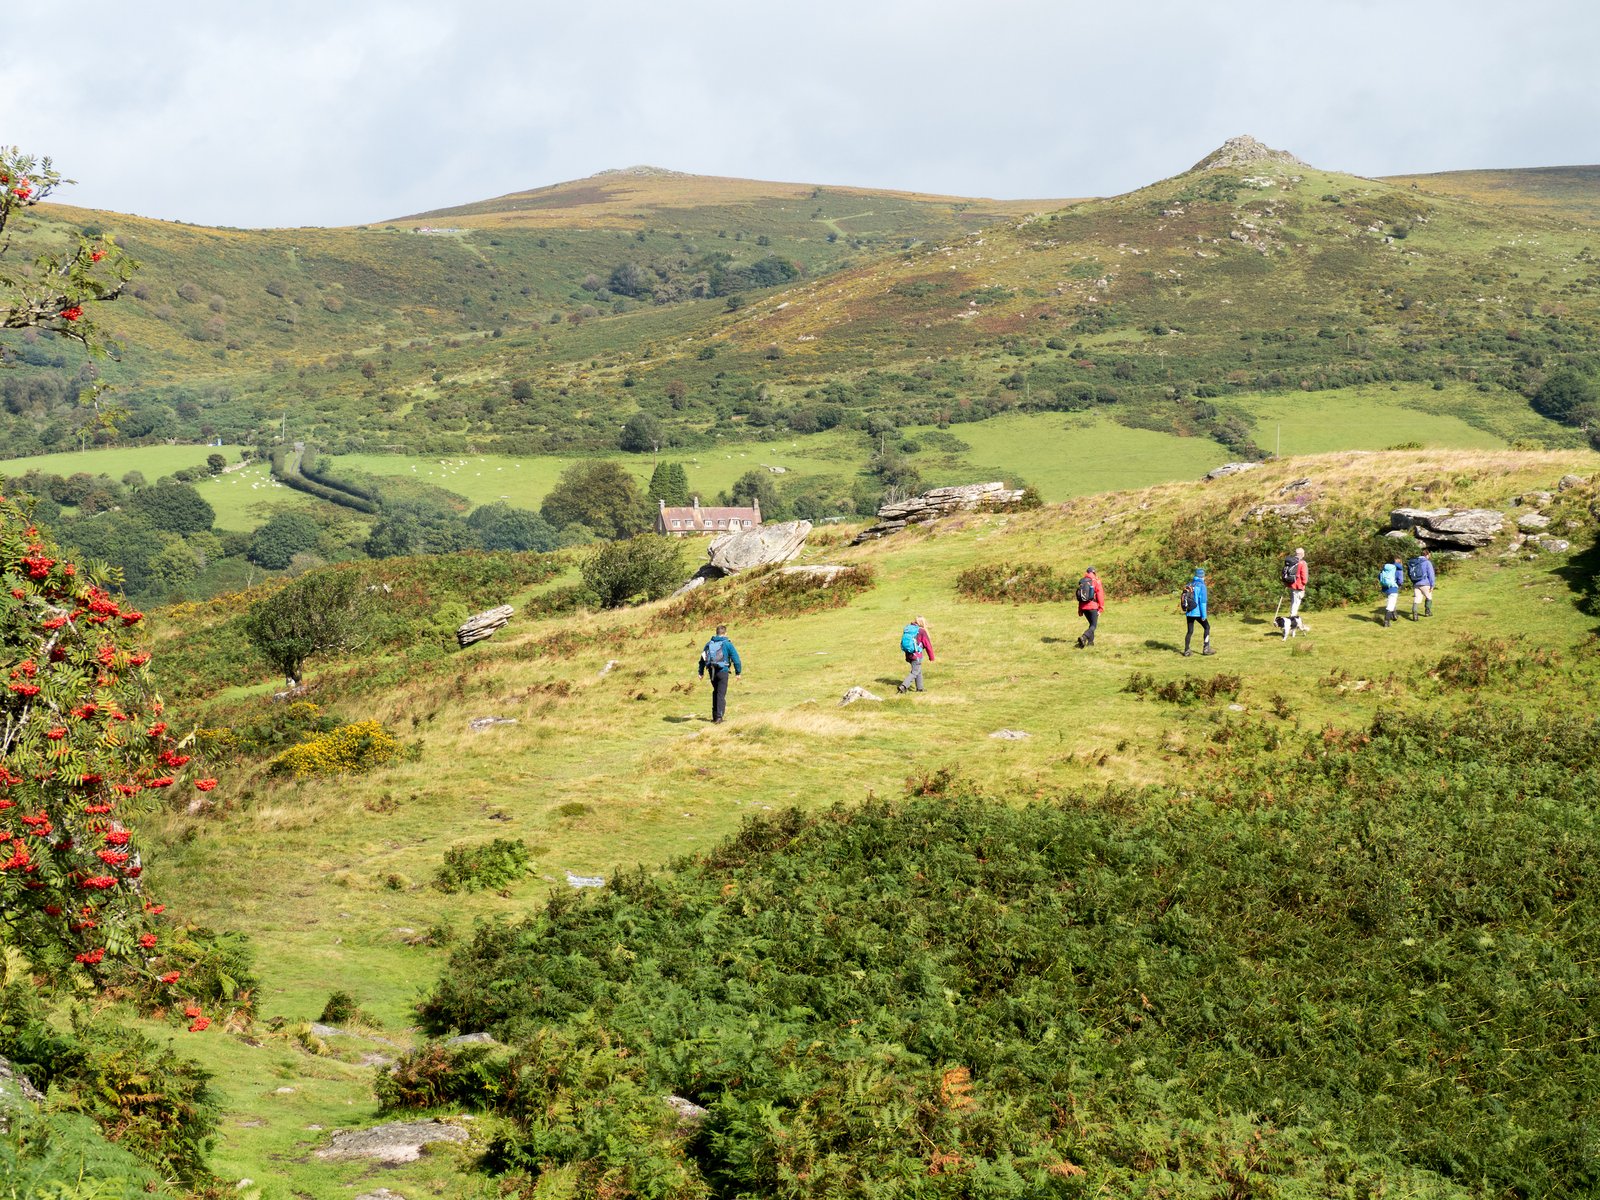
[412,708,1600,1198]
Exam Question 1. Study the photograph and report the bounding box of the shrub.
[580,535,687,609]
[653,563,875,630]
[955,560,1076,604]
[0,982,219,1184]
[375,1041,504,1113]
[269,722,403,778]
[433,838,530,894]
[1427,633,1558,688]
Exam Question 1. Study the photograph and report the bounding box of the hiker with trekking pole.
[1181,567,1213,656]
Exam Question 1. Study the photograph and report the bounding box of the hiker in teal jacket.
[1182,568,1213,657]
[1378,556,1406,628]
[697,624,742,723]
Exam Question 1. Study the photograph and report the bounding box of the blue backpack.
[1379,563,1400,590]
[900,624,921,655]
[702,638,729,669]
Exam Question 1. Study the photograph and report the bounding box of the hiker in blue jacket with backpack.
[697,623,742,723]
[1378,555,1406,627]
[897,616,935,693]
[1408,548,1436,620]
[1181,567,1213,657]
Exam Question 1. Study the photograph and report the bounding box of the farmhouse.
[656,495,761,536]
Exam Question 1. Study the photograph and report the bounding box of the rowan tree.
[1,146,139,434]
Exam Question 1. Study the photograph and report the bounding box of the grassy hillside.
[1384,164,1600,225]
[4,142,1596,471]
[99,446,1600,1197]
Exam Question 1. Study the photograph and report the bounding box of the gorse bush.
[268,721,404,778]
[414,708,1600,1198]
[432,838,531,893]
[653,563,876,630]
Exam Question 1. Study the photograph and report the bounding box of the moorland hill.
[4,139,1596,469]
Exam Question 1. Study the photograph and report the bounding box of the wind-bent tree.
[243,569,372,687]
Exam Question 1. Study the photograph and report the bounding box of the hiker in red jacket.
[1075,567,1105,648]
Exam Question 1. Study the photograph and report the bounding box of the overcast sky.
[3,0,1595,229]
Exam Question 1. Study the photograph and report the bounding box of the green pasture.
[1234,382,1565,456]
[911,411,1231,497]
[0,443,237,481]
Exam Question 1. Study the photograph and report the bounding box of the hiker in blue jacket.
[1378,555,1406,627]
[697,623,742,723]
[1409,548,1436,620]
[1181,567,1213,657]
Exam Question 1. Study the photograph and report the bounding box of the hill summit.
[1189,134,1309,172]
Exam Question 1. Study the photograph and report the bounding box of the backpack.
[1407,555,1426,581]
[1280,555,1299,587]
[1075,576,1096,604]
[1180,583,1196,613]
[702,638,729,669]
[1379,563,1398,590]
[900,624,921,655]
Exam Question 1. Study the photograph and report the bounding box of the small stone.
[274,1087,296,1095]
[989,729,1031,740]
[315,1119,468,1164]
[468,716,518,731]
[839,686,883,706]
[444,1032,498,1047]
[1517,512,1551,532]
[1558,474,1587,491]
[565,871,605,889]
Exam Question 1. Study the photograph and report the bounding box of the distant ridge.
[1190,135,1310,173]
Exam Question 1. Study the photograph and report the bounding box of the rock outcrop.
[851,482,1024,545]
[1204,462,1261,481]
[1387,507,1506,551]
[1189,136,1308,173]
[839,686,883,707]
[457,605,514,647]
[676,521,813,593]
[316,1119,468,1164]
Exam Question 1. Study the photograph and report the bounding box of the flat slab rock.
[852,482,1023,544]
[839,686,883,706]
[316,1119,468,1164]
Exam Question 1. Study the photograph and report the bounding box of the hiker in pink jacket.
[1075,567,1105,648]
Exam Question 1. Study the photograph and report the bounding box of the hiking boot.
[1182,648,1192,657]
[1202,644,1215,655]
[1074,635,1084,649]
[1425,601,1432,617]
